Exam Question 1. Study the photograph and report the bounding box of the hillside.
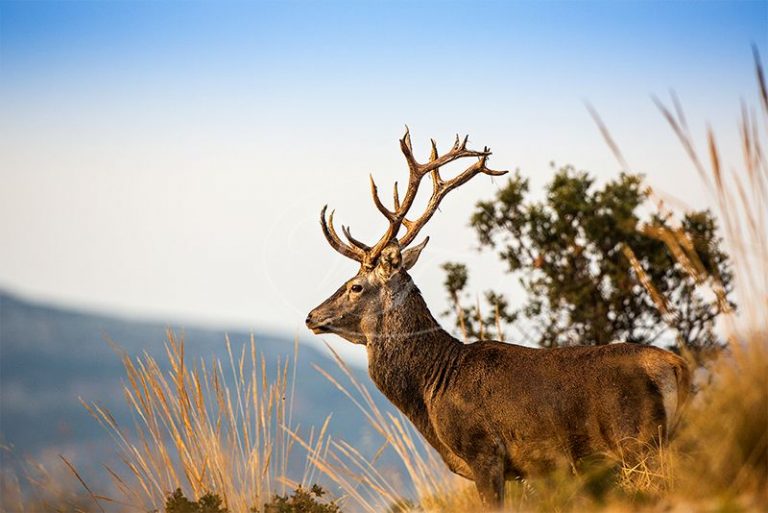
[0,291,387,486]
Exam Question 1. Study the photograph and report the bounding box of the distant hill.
[0,290,391,488]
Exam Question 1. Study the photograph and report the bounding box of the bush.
[165,488,228,513]
[262,485,341,513]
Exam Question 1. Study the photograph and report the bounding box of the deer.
[305,129,691,509]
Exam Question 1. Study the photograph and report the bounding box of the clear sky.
[1,0,765,358]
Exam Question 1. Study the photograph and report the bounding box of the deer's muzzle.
[305,311,336,334]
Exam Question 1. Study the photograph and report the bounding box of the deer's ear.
[402,237,429,270]
[376,238,429,279]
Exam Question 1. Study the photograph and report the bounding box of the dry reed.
[79,331,323,513]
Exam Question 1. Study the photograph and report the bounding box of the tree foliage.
[163,485,341,513]
[443,166,734,352]
[166,489,228,513]
[262,485,341,513]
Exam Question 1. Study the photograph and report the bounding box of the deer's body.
[306,130,690,508]
[359,275,688,498]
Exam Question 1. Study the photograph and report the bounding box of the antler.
[320,206,367,263]
[320,128,507,269]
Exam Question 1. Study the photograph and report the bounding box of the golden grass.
[0,452,99,513]
[76,332,328,513]
[288,344,477,513]
[643,50,768,507]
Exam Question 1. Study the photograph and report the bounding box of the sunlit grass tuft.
[78,331,327,513]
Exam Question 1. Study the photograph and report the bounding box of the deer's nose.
[306,311,326,332]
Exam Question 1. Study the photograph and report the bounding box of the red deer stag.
[306,129,690,508]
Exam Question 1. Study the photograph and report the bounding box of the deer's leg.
[471,454,505,510]
[432,403,507,509]
[466,437,506,510]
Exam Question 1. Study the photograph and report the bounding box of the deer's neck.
[364,280,463,422]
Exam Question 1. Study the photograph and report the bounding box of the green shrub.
[262,485,341,513]
[165,488,228,513]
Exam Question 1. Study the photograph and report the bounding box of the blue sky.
[0,0,765,356]
[2,2,763,90]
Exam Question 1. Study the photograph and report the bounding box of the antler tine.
[430,139,441,190]
[399,130,490,178]
[342,225,371,251]
[397,147,508,249]
[403,125,412,151]
[419,135,491,176]
[369,174,396,221]
[393,181,400,211]
[399,128,419,173]
[320,206,366,262]
[367,173,402,261]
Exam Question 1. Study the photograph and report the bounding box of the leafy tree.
[443,165,734,353]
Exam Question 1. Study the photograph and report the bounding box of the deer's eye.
[350,284,363,293]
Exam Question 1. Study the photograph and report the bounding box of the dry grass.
[77,332,328,513]
[645,49,768,506]
[289,345,476,513]
[1,450,103,513]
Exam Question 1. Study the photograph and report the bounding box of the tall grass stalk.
[582,48,768,507]
[1,446,115,513]
[649,50,768,503]
[293,344,481,513]
[81,331,319,513]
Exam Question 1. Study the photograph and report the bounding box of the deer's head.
[306,129,506,345]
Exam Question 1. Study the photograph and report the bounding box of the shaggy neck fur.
[364,272,464,424]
